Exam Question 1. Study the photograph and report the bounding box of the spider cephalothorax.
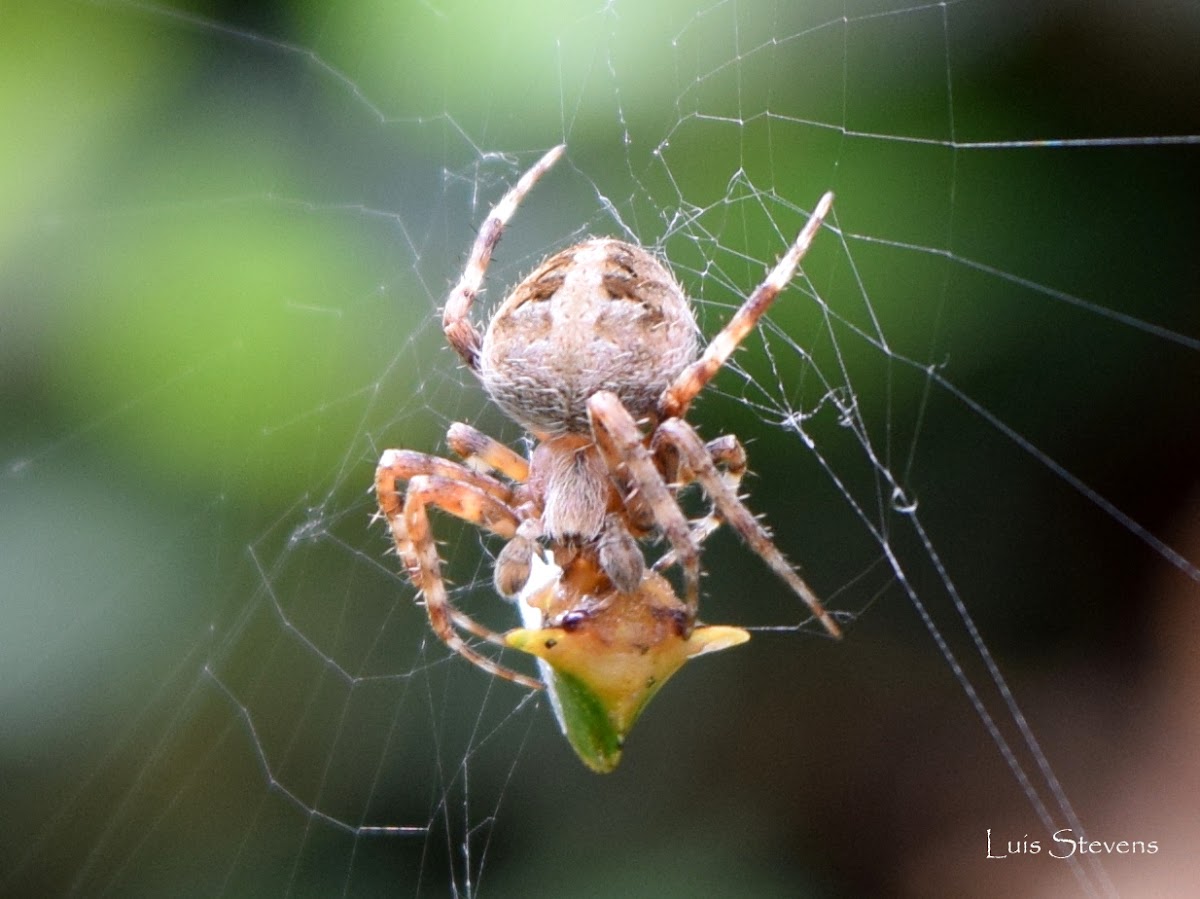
[375,145,839,768]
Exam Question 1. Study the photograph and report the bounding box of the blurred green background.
[2,1,1198,896]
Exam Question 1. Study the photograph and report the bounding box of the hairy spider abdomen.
[479,238,698,435]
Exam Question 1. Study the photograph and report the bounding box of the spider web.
[3,0,1198,896]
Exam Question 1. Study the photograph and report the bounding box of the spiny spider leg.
[375,456,543,689]
[403,477,543,687]
[587,390,701,614]
[653,419,842,637]
[443,145,567,372]
[447,421,530,482]
[653,434,746,570]
[375,448,513,504]
[659,190,835,420]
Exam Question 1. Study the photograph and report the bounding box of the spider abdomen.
[479,238,698,435]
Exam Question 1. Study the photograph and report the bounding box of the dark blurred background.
[2,1,1198,896]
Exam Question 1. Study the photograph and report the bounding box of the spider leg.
[375,448,514,506]
[375,453,543,689]
[374,450,515,584]
[375,458,500,625]
[443,426,542,595]
[586,390,701,615]
[443,144,567,372]
[447,422,530,483]
[659,191,834,420]
[653,435,746,569]
[652,419,843,638]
